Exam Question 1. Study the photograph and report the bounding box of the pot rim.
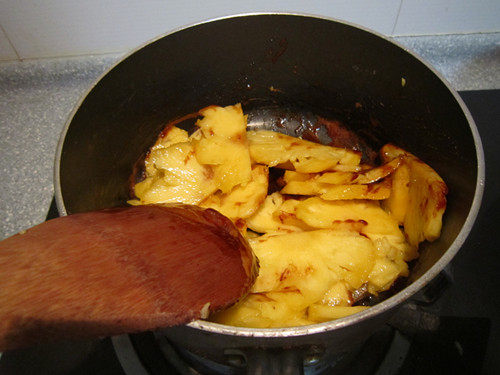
[54,12,485,338]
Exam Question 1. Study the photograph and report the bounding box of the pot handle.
[245,349,304,375]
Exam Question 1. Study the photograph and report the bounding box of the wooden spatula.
[0,204,258,351]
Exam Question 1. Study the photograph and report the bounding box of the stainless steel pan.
[55,13,485,374]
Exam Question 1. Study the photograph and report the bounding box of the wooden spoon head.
[0,204,258,350]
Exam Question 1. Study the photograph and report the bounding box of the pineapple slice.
[280,158,399,200]
[213,229,377,327]
[197,104,247,138]
[320,281,352,307]
[380,144,448,246]
[246,193,306,234]
[370,233,417,262]
[315,171,357,185]
[247,130,361,173]
[314,157,402,185]
[248,229,376,294]
[283,170,315,183]
[367,232,411,293]
[200,165,269,220]
[281,180,391,200]
[367,257,408,292]
[295,197,401,236]
[405,160,448,246]
[132,104,254,205]
[139,125,190,176]
[211,292,315,328]
[194,104,252,193]
[321,181,391,200]
[270,198,315,232]
[151,125,189,151]
[381,162,410,225]
[353,157,402,184]
[294,197,416,262]
[132,142,216,205]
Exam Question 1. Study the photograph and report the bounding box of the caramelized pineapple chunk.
[315,157,402,185]
[367,257,408,292]
[283,170,315,183]
[132,104,254,205]
[315,171,358,185]
[211,292,315,328]
[215,229,378,327]
[353,157,402,184]
[382,162,410,225]
[281,160,397,201]
[295,197,416,262]
[380,144,448,247]
[246,193,306,234]
[194,104,252,193]
[295,197,409,245]
[281,181,391,201]
[197,104,247,138]
[320,181,391,200]
[247,130,361,173]
[249,230,376,295]
[405,162,448,246]
[131,142,216,205]
[281,180,391,200]
[320,281,352,307]
[271,198,315,232]
[200,165,269,220]
[151,125,189,151]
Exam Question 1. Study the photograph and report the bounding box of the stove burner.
[113,326,395,375]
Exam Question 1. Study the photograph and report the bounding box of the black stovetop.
[1,90,498,375]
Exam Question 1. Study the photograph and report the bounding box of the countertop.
[0,32,499,239]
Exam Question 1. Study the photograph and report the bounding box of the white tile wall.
[0,0,400,60]
[394,0,500,35]
[0,0,499,61]
[0,26,18,61]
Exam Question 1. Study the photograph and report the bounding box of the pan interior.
[56,14,481,336]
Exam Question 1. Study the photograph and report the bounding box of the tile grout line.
[0,24,21,61]
[391,0,404,36]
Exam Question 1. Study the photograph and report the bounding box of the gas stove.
[1,90,498,374]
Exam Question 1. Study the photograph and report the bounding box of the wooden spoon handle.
[0,204,257,351]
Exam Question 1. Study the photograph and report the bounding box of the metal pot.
[55,14,484,374]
